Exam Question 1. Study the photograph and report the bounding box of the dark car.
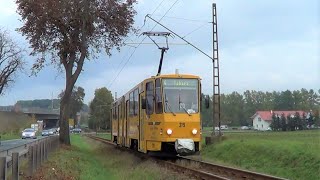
[42,130,50,136]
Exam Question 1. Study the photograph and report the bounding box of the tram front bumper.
[175,139,195,155]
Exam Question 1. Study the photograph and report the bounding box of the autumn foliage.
[16,0,137,144]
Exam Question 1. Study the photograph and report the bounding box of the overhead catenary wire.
[125,42,187,45]
[106,0,167,88]
[145,15,213,61]
[182,22,210,38]
[151,15,210,23]
[107,0,180,88]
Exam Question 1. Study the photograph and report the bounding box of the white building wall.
[252,115,271,131]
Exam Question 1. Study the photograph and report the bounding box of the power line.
[124,42,187,46]
[106,0,167,88]
[151,15,210,23]
[108,0,179,89]
[182,22,210,38]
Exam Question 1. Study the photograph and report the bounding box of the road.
[0,136,46,152]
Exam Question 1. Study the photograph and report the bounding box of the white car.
[220,125,228,130]
[22,128,37,139]
[241,126,249,130]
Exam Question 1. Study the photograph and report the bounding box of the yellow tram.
[111,73,202,155]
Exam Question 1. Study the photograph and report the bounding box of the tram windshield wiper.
[179,92,191,116]
[165,94,176,116]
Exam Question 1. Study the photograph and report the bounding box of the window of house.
[129,92,134,116]
[146,81,154,115]
[134,88,139,116]
[262,124,263,128]
[155,79,163,113]
[258,117,261,122]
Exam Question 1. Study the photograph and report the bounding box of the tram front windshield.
[163,79,199,114]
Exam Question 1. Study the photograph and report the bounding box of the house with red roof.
[251,110,306,131]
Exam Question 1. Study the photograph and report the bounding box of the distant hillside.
[16,99,60,109]
[0,112,33,134]
[14,99,89,112]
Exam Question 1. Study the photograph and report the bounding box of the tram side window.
[155,79,163,113]
[134,88,139,116]
[129,92,134,116]
[146,82,154,115]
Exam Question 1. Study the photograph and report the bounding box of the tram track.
[85,135,287,180]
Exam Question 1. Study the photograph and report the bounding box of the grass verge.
[0,133,20,140]
[32,134,184,180]
[96,133,111,140]
[201,130,320,180]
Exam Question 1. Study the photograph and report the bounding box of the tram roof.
[148,73,200,80]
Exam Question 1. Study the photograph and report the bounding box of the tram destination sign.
[163,79,198,88]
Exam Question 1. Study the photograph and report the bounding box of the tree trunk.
[59,101,71,145]
[59,77,74,145]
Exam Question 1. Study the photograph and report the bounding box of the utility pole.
[212,3,221,136]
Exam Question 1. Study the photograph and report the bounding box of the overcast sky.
[0,0,319,106]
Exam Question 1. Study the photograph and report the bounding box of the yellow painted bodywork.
[111,74,202,153]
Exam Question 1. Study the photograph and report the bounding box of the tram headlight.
[167,129,173,135]
[192,129,197,135]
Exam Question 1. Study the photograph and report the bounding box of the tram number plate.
[179,122,185,127]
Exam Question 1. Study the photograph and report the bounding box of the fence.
[0,136,59,180]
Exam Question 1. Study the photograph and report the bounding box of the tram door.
[139,93,145,151]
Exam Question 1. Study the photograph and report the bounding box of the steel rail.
[177,156,288,180]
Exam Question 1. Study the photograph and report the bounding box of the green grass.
[0,133,20,140]
[33,135,184,180]
[96,133,111,140]
[201,130,320,180]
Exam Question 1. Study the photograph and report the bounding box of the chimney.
[175,69,179,74]
[270,110,273,114]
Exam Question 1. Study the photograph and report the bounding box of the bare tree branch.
[0,29,24,95]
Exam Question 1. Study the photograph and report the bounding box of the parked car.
[42,130,50,136]
[22,128,37,139]
[241,126,249,130]
[220,125,228,130]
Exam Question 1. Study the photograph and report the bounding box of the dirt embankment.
[0,111,32,134]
